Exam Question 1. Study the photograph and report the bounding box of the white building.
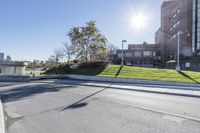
[0,60,28,75]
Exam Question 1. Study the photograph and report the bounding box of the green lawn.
[73,65,200,84]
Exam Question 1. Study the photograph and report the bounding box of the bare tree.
[48,55,56,67]
[50,48,64,74]
[54,48,64,65]
[63,42,73,64]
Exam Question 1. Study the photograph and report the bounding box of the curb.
[69,82,200,98]
[57,79,200,98]
[66,74,200,88]
[0,97,5,133]
[0,75,68,82]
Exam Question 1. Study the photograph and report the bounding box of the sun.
[130,12,148,31]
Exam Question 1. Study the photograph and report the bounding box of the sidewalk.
[76,81,200,98]
[66,74,200,88]
[64,75,200,98]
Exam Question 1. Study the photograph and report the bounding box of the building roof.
[0,60,28,66]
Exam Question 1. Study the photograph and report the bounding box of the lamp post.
[176,31,183,71]
[121,40,127,66]
[176,30,190,71]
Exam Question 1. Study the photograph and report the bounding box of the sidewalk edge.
[91,84,200,98]
[66,74,200,88]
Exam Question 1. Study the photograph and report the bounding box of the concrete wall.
[0,61,27,75]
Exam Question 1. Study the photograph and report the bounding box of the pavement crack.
[162,115,185,124]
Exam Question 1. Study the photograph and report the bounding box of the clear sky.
[0,0,164,61]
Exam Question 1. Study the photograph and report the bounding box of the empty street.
[0,79,200,133]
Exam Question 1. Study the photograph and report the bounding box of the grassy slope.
[73,65,200,83]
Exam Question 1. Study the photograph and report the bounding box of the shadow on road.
[0,79,108,112]
[63,102,88,109]
[0,83,76,103]
[61,88,107,111]
[0,82,19,88]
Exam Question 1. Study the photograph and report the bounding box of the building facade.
[116,42,161,67]
[0,61,27,75]
[192,0,200,53]
[6,55,11,61]
[155,0,200,63]
[0,53,4,60]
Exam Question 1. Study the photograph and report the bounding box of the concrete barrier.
[0,75,68,82]
[0,60,27,75]
[0,75,31,82]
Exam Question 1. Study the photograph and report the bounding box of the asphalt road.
[0,79,200,133]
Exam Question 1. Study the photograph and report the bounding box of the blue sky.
[0,0,164,61]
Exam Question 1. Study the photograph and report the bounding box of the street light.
[121,40,127,66]
[176,31,183,71]
[176,30,190,71]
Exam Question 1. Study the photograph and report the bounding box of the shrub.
[57,64,72,74]
[45,64,72,74]
[79,61,108,69]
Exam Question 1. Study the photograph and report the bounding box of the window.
[173,13,176,18]
[173,23,176,28]
[125,52,133,58]
[177,9,180,14]
[143,51,152,57]
[153,52,156,57]
[134,51,141,57]
[117,53,122,58]
[176,21,180,25]
[173,34,176,39]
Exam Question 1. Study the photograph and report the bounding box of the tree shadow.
[0,84,76,103]
[0,79,108,111]
[0,83,16,87]
[177,71,200,84]
[64,102,88,109]
[61,88,107,111]
[115,65,123,78]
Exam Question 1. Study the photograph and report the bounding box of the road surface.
[0,79,200,133]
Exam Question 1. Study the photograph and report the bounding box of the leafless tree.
[54,48,64,65]
[63,42,73,63]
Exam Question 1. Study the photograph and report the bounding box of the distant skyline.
[0,0,164,61]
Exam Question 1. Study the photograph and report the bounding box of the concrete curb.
[0,97,5,133]
[0,75,67,82]
[76,82,200,98]
[0,75,31,82]
[66,74,200,88]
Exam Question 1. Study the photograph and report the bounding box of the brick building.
[115,42,161,67]
[155,0,200,63]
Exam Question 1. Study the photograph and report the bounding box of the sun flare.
[130,12,149,31]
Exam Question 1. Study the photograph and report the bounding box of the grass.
[72,65,200,84]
